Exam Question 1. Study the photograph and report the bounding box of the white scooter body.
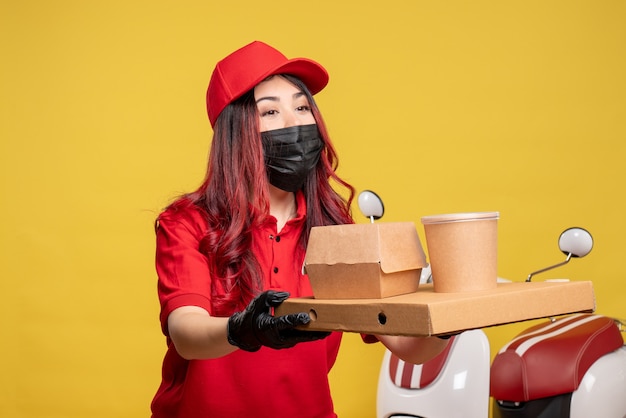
[570,345,626,418]
[377,329,490,418]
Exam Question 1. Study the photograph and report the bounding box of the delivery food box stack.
[278,212,595,336]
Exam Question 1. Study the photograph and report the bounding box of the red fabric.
[490,314,623,402]
[151,192,342,418]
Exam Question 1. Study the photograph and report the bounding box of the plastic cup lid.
[421,211,500,225]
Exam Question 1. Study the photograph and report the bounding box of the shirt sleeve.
[155,208,214,336]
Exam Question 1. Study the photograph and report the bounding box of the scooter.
[359,191,626,418]
[490,230,626,418]
[491,312,626,418]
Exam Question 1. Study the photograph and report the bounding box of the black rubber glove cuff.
[227,312,262,352]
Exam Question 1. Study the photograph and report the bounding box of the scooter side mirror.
[559,227,593,258]
[358,190,384,223]
[526,227,593,282]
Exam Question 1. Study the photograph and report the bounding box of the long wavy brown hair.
[168,75,354,315]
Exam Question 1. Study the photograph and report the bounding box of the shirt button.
[275,236,281,242]
[269,234,274,240]
[273,267,279,273]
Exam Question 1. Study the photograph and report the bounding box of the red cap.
[206,41,329,127]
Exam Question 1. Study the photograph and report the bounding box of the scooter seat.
[388,335,456,389]
[490,313,623,402]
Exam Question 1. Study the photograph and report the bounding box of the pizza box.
[275,281,595,336]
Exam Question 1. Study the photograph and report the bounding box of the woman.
[152,40,448,418]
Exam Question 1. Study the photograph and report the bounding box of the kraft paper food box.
[303,222,427,299]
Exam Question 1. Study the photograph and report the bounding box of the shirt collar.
[293,190,307,221]
[259,191,307,231]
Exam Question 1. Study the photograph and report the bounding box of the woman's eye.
[296,105,311,112]
[260,109,278,117]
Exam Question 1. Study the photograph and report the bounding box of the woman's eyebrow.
[256,95,278,104]
[256,91,306,104]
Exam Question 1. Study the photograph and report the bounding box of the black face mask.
[261,124,323,192]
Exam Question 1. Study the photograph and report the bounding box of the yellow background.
[1,1,624,417]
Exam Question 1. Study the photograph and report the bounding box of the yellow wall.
[1,1,624,417]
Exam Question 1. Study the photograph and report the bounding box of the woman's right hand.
[227,290,330,352]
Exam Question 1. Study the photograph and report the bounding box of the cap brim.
[266,58,329,95]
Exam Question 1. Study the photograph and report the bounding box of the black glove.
[227,290,331,352]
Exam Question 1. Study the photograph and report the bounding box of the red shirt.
[151,192,342,418]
